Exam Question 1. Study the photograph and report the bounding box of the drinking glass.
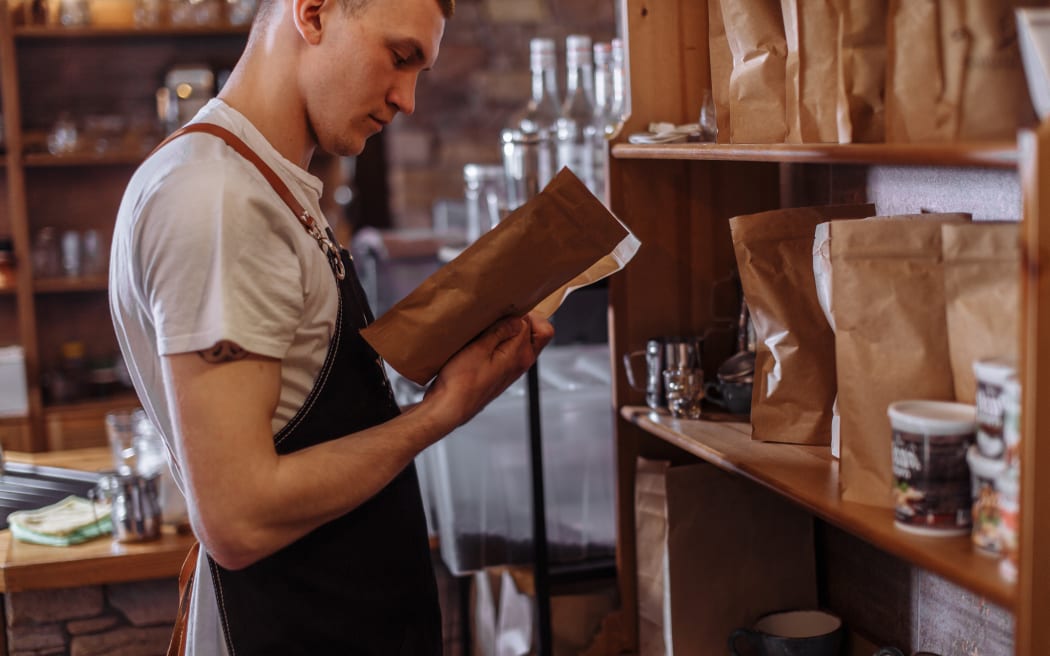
[663,368,704,419]
[105,409,139,474]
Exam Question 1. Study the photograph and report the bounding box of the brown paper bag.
[943,222,1021,404]
[887,0,1040,142]
[361,168,638,385]
[721,0,789,143]
[709,0,733,144]
[886,0,947,142]
[832,215,969,507]
[635,458,817,656]
[836,0,887,143]
[781,0,843,143]
[952,0,1039,140]
[730,203,875,445]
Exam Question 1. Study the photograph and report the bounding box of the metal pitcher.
[623,336,704,409]
[92,470,162,543]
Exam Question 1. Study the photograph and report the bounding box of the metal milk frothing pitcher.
[93,471,162,543]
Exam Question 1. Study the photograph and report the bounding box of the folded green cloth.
[8,496,112,547]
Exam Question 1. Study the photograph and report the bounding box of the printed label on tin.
[892,429,974,530]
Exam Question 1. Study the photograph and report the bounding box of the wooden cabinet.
[0,11,247,451]
[605,0,1047,653]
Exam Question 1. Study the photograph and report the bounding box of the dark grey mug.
[703,379,752,415]
[729,609,843,656]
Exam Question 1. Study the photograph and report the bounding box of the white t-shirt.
[109,98,339,655]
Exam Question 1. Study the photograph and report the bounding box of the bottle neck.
[566,63,593,97]
[531,65,558,104]
[594,60,613,112]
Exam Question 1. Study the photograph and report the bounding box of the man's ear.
[292,0,327,44]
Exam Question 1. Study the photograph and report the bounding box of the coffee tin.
[888,400,976,536]
[972,357,1017,460]
[966,445,1007,555]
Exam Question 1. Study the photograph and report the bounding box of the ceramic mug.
[703,378,752,415]
[728,609,843,656]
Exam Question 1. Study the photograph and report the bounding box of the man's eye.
[393,53,408,67]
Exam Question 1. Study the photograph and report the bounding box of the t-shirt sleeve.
[135,159,305,359]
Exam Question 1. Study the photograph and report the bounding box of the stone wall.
[4,579,177,656]
[383,0,618,230]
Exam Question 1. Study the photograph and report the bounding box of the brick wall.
[384,0,617,230]
[4,579,177,656]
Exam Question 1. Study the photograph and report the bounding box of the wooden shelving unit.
[0,8,249,451]
[621,406,1015,610]
[603,0,1047,653]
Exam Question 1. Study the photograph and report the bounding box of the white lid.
[887,400,976,435]
[967,445,1008,478]
[973,357,1017,386]
[0,345,25,363]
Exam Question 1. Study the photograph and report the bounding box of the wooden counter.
[0,448,196,592]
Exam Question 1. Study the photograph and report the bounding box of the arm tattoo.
[199,340,249,363]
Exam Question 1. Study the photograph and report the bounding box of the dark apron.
[207,248,441,655]
[161,124,441,655]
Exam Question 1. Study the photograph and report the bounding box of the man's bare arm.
[164,313,553,570]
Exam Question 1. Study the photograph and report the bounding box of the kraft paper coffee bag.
[836,0,886,143]
[781,0,843,143]
[832,214,969,508]
[361,168,640,385]
[730,203,874,445]
[887,0,1041,142]
[721,0,788,143]
[942,222,1021,404]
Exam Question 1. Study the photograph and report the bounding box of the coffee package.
[836,0,886,143]
[887,0,1040,142]
[942,222,1021,404]
[730,203,875,445]
[720,0,788,143]
[831,214,970,507]
[361,168,640,385]
[781,0,843,143]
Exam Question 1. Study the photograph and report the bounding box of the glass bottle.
[503,37,560,210]
[593,42,616,138]
[610,38,630,135]
[555,34,603,200]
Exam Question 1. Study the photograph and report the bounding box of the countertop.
[0,448,196,593]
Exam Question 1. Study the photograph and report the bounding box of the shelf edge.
[620,405,1017,610]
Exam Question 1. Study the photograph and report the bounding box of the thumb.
[482,316,525,347]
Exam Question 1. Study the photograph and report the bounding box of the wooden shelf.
[33,275,107,293]
[621,405,1016,610]
[611,142,1019,169]
[43,392,138,416]
[23,148,150,167]
[13,24,250,38]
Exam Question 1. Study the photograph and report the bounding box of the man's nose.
[388,74,418,116]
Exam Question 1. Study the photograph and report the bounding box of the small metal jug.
[623,336,704,409]
[92,470,162,543]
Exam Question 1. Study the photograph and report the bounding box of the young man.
[109,0,554,652]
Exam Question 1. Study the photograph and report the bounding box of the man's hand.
[422,312,554,432]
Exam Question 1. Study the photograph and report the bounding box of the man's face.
[300,0,445,156]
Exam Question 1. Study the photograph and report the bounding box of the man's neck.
[218,20,316,169]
